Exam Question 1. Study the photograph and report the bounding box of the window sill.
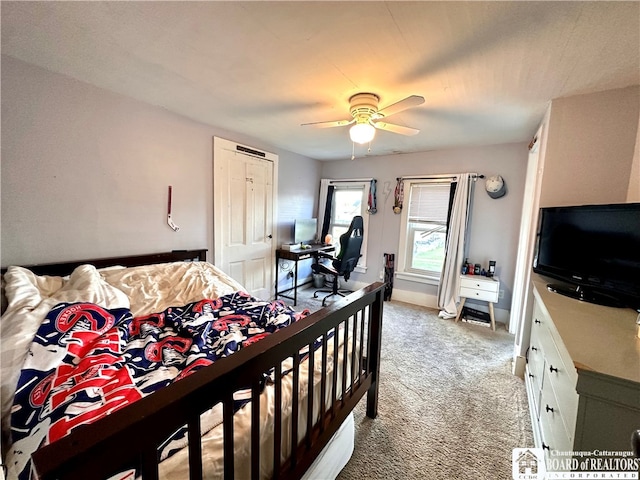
[395,271,440,286]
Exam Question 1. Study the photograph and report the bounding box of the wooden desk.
[275,244,334,305]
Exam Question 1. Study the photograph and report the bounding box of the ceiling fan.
[302,93,425,144]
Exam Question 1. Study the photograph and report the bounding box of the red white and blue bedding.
[9,292,309,480]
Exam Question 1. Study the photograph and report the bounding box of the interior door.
[213,137,277,299]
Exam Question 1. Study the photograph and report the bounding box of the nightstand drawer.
[459,286,499,302]
[460,276,499,294]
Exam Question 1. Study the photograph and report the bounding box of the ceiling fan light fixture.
[350,122,375,144]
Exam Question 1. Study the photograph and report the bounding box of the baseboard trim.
[512,355,527,378]
[303,283,512,328]
[391,289,439,309]
[389,287,510,327]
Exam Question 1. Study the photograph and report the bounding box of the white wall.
[628,114,640,202]
[1,55,320,267]
[511,86,640,374]
[320,143,529,318]
[541,85,640,207]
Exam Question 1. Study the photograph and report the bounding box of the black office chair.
[312,216,364,306]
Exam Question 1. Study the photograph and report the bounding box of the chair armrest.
[316,251,336,260]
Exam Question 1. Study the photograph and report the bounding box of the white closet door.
[213,137,277,300]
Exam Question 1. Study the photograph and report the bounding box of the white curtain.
[438,173,473,318]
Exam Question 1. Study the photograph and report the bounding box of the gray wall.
[541,85,639,207]
[630,117,640,202]
[274,154,322,291]
[511,85,639,370]
[1,55,528,318]
[320,143,529,314]
[1,55,321,268]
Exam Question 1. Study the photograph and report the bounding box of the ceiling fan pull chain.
[351,141,355,161]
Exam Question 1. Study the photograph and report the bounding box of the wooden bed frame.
[0,249,209,276]
[4,250,384,480]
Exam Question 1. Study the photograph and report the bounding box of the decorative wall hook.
[167,186,180,232]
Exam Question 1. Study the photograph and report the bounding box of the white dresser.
[526,276,640,466]
[455,274,500,330]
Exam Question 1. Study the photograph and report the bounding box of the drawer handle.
[545,404,555,413]
[534,319,541,324]
[542,442,551,451]
[549,365,558,374]
[531,346,538,352]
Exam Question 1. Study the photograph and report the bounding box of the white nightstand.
[455,274,500,330]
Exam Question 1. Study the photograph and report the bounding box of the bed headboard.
[0,249,207,277]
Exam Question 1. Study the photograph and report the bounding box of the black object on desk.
[275,244,334,306]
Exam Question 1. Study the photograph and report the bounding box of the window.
[323,181,369,271]
[396,181,451,283]
[329,187,363,239]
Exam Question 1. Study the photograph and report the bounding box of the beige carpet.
[287,286,534,480]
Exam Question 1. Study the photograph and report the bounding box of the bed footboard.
[31,282,385,480]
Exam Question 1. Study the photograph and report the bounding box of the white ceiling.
[2,1,639,161]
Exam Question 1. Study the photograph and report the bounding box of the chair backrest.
[333,216,364,280]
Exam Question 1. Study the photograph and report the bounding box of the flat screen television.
[532,202,640,310]
[294,218,318,245]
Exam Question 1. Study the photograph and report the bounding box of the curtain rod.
[398,173,484,181]
[327,178,374,183]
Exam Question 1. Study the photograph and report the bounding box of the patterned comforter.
[9,292,308,480]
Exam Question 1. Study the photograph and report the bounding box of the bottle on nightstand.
[487,260,496,277]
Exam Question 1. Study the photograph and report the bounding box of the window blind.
[407,183,451,223]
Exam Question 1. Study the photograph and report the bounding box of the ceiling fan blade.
[373,121,420,136]
[301,118,354,128]
[375,95,425,118]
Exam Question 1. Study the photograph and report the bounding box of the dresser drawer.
[539,380,573,455]
[525,365,542,419]
[531,305,579,437]
[527,325,546,395]
[539,337,578,438]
